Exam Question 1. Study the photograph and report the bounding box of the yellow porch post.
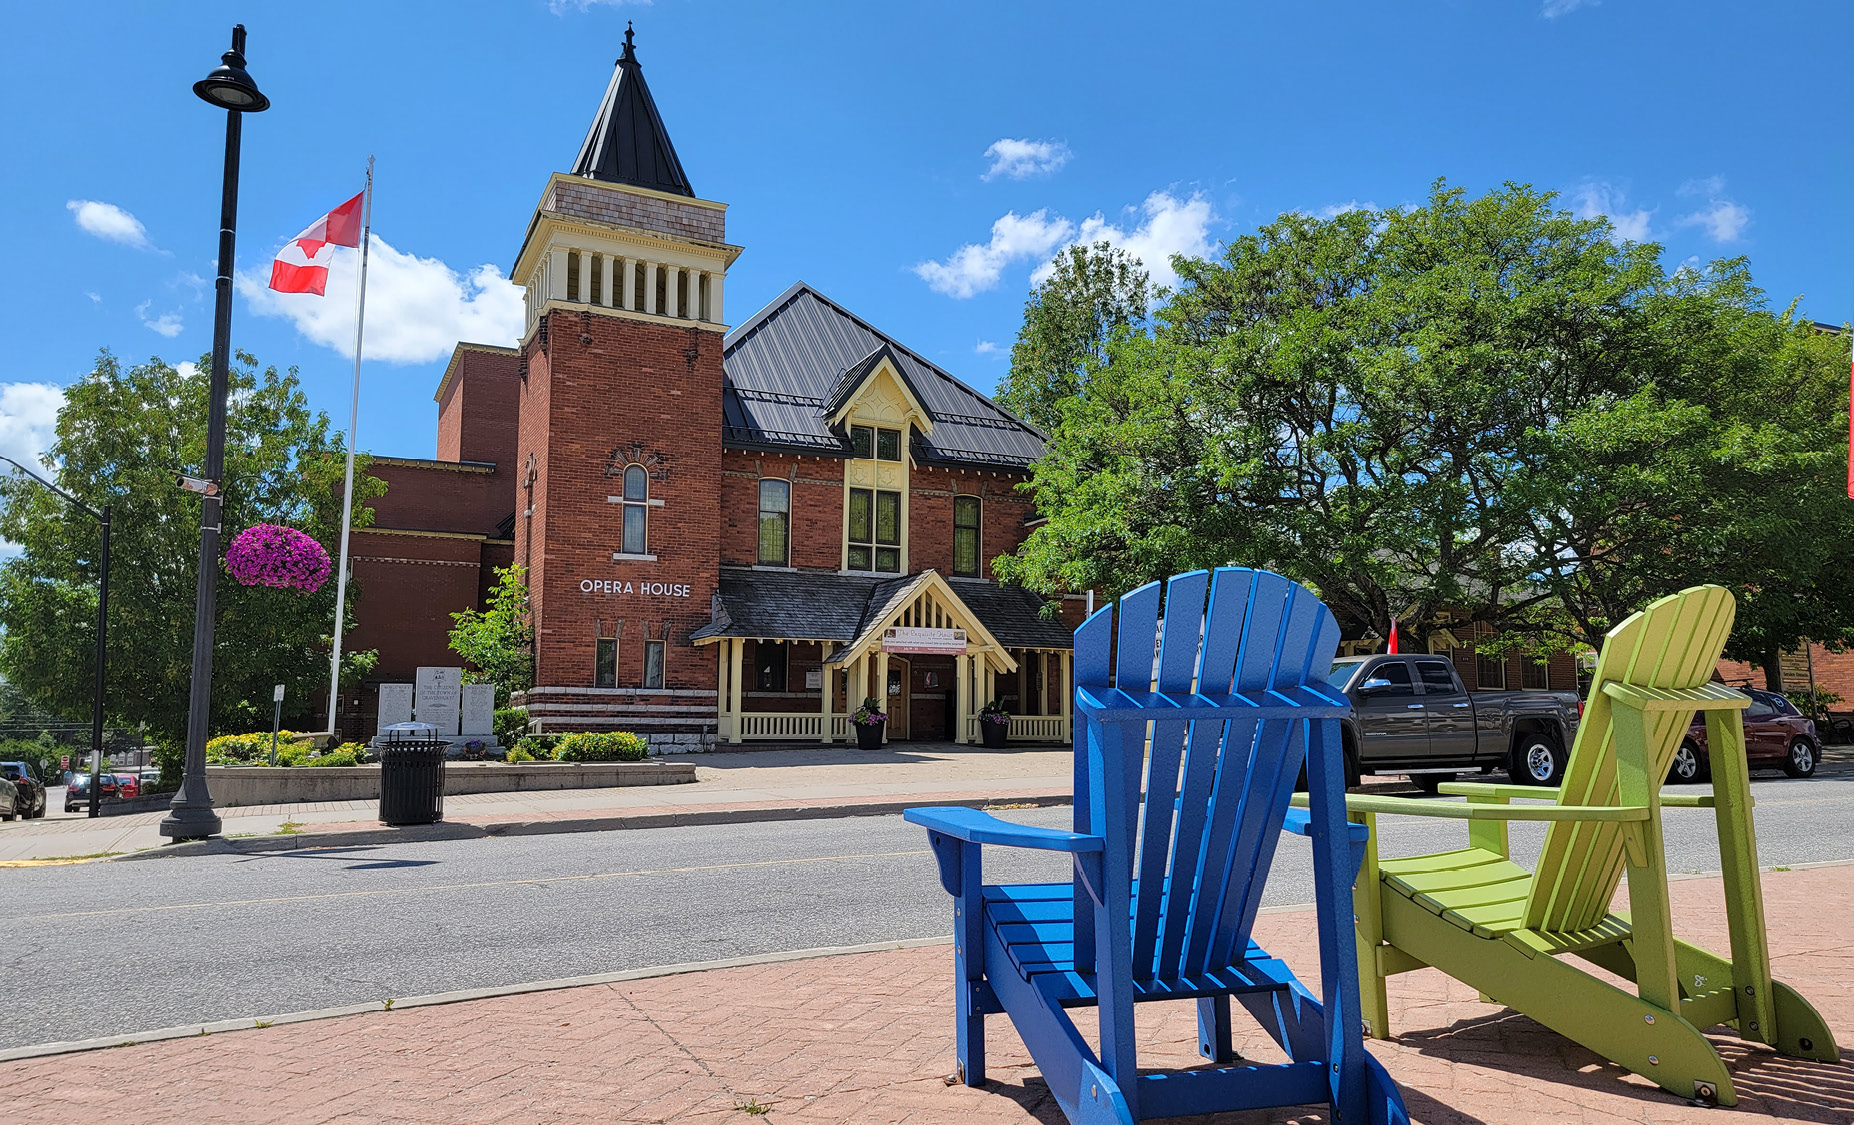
[727,638,745,744]
[1059,650,1072,742]
[953,649,969,745]
[818,657,833,744]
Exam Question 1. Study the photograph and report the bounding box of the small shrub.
[494,707,530,748]
[207,731,301,765]
[505,745,536,763]
[304,749,361,768]
[513,733,563,759]
[553,731,648,763]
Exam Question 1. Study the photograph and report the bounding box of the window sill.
[612,552,658,562]
[752,564,797,572]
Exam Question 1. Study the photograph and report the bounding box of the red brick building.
[338,31,1080,749]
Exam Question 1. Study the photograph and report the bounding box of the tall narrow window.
[621,465,649,555]
[757,479,790,566]
[851,425,874,460]
[953,496,981,577]
[1475,649,1506,690]
[1521,660,1550,690]
[876,427,901,461]
[595,638,617,688]
[846,488,902,573]
[643,640,665,689]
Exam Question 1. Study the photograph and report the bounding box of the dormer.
[824,343,935,440]
[510,26,744,341]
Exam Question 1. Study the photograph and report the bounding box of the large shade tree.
[0,350,385,777]
[998,182,1854,686]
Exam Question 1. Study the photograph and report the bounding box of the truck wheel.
[1512,733,1566,786]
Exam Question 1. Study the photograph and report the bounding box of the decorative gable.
[824,346,934,437]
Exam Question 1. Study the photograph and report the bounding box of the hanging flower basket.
[224,523,332,593]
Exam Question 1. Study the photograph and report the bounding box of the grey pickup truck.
[1327,654,1582,792]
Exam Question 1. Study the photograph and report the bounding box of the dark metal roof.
[721,283,1048,469]
[571,26,694,197]
[691,568,1072,651]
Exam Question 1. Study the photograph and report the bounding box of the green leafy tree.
[1000,242,1150,433]
[1000,182,1854,668]
[448,564,534,706]
[0,350,385,779]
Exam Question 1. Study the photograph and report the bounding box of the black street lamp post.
[0,458,108,818]
[161,25,269,842]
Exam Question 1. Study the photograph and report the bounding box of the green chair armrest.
[1289,792,1650,823]
[1602,680,1750,712]
[1435,781,1561,801]
[1658,792,1751,808]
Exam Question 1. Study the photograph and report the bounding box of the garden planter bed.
[203,760,696,808]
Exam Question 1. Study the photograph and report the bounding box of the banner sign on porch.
[882,626,967,655]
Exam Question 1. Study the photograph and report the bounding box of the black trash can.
[379,722,447,826]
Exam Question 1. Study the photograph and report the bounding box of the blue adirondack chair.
[906,568,1408,1124]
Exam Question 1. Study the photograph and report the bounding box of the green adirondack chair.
[1323,584,1839,1106]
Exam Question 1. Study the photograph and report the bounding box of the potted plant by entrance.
[979,700,1011,748]
[851,697,888,750]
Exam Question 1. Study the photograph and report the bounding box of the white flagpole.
[326,157,373,740]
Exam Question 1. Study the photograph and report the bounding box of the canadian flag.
[267,192,364,295]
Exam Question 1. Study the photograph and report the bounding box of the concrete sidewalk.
[5,864,1849,1123]
[0,743,1073,862]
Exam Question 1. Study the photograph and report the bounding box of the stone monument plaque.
[376,684,414,734]
[460,683,496,738]
[414,666,463,738]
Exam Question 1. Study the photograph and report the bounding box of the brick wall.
[518,308,723,701]
[1719,643,1854,703]
[370,460,511,537]
[437,346,521,468]
[718,452,1034,578]
[345,529,487,679]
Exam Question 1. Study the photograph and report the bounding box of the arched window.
[757,479,790,566]
[621,465,649,555]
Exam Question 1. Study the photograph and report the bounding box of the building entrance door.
[886,657,910,739]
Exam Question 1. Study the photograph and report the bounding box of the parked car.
[0,773,16,820]
[1330,655,1583,791]
[0,761,46,819]
[114,773,139,799]
[1671,688,1823,782]
[63,772,119,813]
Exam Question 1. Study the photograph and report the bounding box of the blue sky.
[2,0,1849,468]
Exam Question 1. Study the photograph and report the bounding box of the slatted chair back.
[1522,584,1737,933]
[1075,567,1342,983]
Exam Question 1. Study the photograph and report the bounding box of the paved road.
[3,772,1848,1051]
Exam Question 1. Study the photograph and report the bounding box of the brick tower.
[509,26,741,747]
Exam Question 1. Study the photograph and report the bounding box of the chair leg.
[1196,995,1238,1063]
[955,841,985,1086]
[1353,811,1393,1039]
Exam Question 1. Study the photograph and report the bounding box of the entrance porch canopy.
[692,568,1073,744]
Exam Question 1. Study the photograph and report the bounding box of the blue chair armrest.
[1281,806,1370,844]
[904,806,1105,852]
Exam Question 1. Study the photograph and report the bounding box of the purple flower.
[224,523,332,594]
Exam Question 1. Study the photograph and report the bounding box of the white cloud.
[918,191,1217,299]
[974,340,1001,356]
[134,300,184,339]
[1675,177,1749,242]
[1571,181,1653,244]
[85,291,101,303]
[239,234,525,364]
[982,138,1071,181]
[176,361,199,381]
[66,200,154,250]
[1034,191,1217,293]
[1542,0,1599,16]
[1315,200,1376,219]
[914,210,1074,299]
[0,383,65,477]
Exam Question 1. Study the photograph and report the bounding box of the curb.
[109,791,1074,861]
[0,936,958,1064]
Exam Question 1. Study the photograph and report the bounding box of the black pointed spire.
[571,25,694,197]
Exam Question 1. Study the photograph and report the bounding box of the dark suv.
[0,761,46,819]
